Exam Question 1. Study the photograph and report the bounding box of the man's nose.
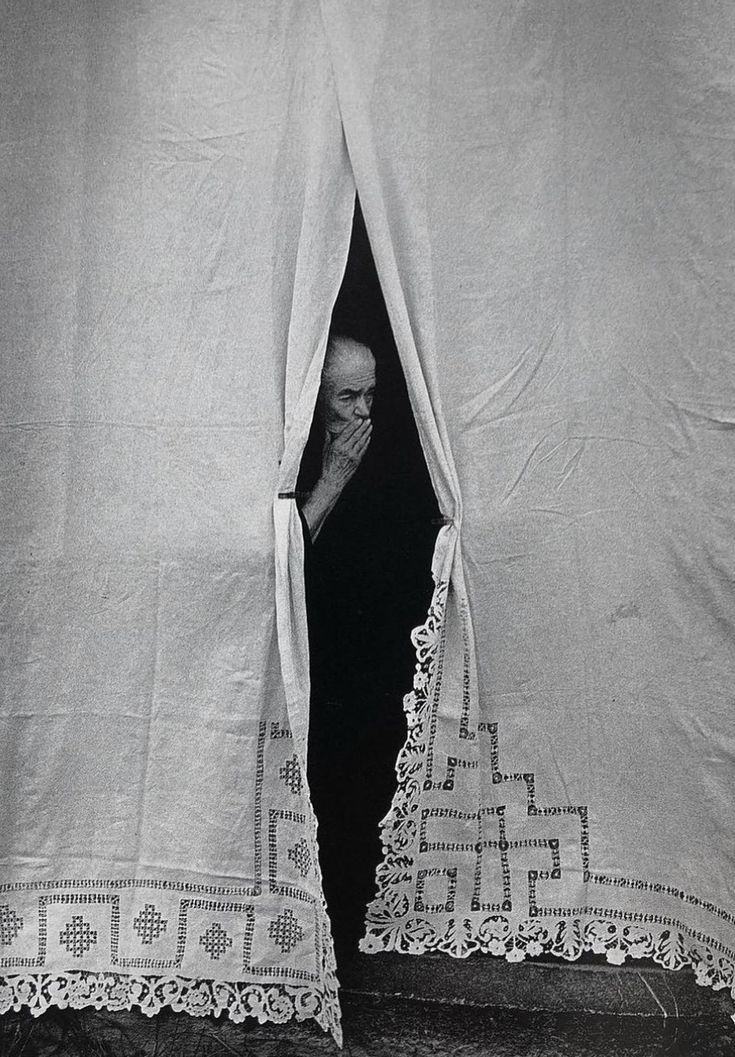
[355,397,370,418]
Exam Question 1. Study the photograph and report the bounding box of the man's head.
[318,336,376,435]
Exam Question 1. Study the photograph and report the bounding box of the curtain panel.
[3,0,735,1041]
[321,0,735,1003]
[0,0,354,1040]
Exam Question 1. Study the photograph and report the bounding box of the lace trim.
[0,971,341,1042]
[361,576,735,1014]
[361,913,735,996]
[0,712,343,1042]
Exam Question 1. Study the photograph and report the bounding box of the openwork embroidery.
[268,909,304,955]
[59,916,98,959]
[0,907,22,947]
[199,923,233,961]
[133,904,167,945]
[362,574,735,1012]
[288,839,313,879]
[279,755,303,796]
[0,717,342,1043]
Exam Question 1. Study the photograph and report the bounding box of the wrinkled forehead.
[322,343,376,389]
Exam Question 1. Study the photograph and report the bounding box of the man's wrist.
[316,473,343,500]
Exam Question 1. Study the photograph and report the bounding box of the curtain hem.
[360,575,735,1021]
[0,969,342,1042]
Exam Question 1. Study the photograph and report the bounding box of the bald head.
[318,337,376,435]
[323,336,374,381]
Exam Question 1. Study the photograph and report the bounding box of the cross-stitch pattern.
[279,755,304,797]
[59,916,98,959]
[268,909,305,956]
[132,904,167,946]
[0,907,22,948]
[363,576,735,1003]
[199,923,233,960]
[288,839,313,879]
[0,719,341,1041]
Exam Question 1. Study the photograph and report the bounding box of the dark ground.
[1,991,733,1057]
[2,954,734,1056]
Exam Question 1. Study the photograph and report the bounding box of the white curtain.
[3,0,735,1041]
[0,0,353,1040]
[321,0,735,997]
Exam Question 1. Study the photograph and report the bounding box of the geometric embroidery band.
[362,577,735,1011]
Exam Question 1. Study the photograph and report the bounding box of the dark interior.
[302,199,440,965]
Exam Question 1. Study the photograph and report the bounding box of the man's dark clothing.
[297,416,437,961]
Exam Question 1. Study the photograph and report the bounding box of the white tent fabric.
[321,0,735,995]
[0,0,353,1039]
[2,0,735,1042]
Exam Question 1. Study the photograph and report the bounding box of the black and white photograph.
[1,2,735,1054]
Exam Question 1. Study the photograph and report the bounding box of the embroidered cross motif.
[279,754,303,796]
[270,721,292,739]
[0,904,23,946]
[199,922,233,960]
[133,903,167,945]
[59,915,98,958]
[287,838,312,878]
[268,908,304,955]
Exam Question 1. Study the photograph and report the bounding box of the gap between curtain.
[314,0,735,1025]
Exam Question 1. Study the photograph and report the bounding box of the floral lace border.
[0,970,342,1043]
[361,575,735,1016]
[361,911,735,1000]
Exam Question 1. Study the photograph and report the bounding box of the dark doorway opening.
[300,200,439,967]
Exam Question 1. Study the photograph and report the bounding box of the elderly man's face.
[319,343,376,435]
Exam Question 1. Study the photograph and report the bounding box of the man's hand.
[320,418,372,494]
[301,418,372,542]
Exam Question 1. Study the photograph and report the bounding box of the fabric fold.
[0,0,352,1041]
[320,0,735,1014]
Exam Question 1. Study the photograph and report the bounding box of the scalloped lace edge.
[361,575,735,1018]
[0,971,342,1045]
[360,912,735,1006]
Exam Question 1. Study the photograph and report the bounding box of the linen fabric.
[3,0,735,1040]
[0,0,354,1039]
[320,0,735,996]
